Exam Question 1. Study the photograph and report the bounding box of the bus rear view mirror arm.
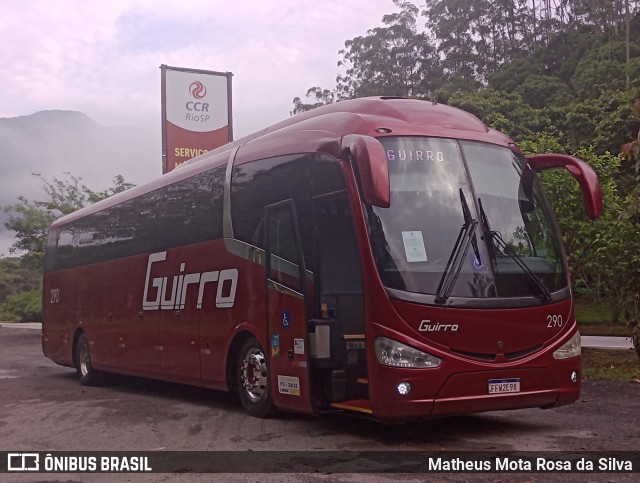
[341,134,390,208]
[526,153,603,219]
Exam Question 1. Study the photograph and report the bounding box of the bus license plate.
[488,378,520,394]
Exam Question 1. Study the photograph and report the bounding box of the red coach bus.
[42,97,602,420]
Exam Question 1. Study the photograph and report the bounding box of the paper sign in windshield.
[402,231,428,262]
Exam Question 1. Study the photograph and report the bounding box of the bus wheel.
[76,334,99,386]
[237,337,274,418]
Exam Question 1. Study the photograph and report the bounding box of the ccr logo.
[186,81,211,120]
[189,81,207,99]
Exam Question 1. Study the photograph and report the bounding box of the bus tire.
[76,333,100,386]
[236,337,274,418]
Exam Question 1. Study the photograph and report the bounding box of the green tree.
[292,0,445,110]
[0,257,41,304]
[3,172,135,265]
[446,88,552,142]
[422,0,488,84]
[423,0,558,84]
[521,139,640,322]
[86,174,135,204]
[539,27,598,82]
[489,56,544,93]
[515,74,575,109]
[620,98,640,215]
[336,0,442,99]
[572,41,640,98]
[619,97,640,354]
[561,89,640,168]
[3,197,56,266]
[291,87,335,115]
[0,290,42,322]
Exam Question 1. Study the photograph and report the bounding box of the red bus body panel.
[42,97,592,420]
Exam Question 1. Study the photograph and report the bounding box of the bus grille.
[452,344,543,361]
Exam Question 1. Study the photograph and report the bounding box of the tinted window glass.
[46,165,225,271]
[231,154,316,265]
[461,141,567,295]
[267,203,303,293]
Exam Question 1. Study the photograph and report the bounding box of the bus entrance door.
[311,194,367,407]
[265,200,313,413]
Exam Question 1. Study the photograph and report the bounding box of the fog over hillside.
[0,110,160,256]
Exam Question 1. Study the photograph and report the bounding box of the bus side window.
[266,201,304,294]
[231,154,314,263]
[44,228,61,272]
[317,196,362,293]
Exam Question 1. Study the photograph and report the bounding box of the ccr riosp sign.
[161,65,233,173]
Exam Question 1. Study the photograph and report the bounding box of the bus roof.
[196,96,514,163]
[51,97,514,228]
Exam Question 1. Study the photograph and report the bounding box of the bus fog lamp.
[397,382,411,395]
[553,331,581,360]
[374,337,442,368]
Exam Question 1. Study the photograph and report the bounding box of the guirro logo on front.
[418,320,459,332]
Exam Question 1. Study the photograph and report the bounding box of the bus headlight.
[374,337,442,368]
[553,331,581,359]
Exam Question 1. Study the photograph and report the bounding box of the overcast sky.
[2,0,396,138]
[0,0,399,256]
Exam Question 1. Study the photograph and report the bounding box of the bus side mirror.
[341,134,390,208]
[525,153,603,219]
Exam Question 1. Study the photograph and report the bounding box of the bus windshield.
[369,136,567,304]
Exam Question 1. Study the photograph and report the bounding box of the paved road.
[0,322,43,330]
[582,335,633,350]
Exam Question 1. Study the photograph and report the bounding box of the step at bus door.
[265,200,313,413]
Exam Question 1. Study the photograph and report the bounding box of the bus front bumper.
[368,363,580,420]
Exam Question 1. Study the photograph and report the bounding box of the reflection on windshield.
[478,197,551,303]
[434,189,480,305]
[369,137,567,304]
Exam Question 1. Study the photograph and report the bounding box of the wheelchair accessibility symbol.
[281,311,291,329]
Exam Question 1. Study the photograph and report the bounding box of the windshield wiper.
[478,198,551,303]
[461,189,482,267]
[435,189,479,305]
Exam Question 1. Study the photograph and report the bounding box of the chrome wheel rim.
[240,347,267,402]
[79,343,90,377]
